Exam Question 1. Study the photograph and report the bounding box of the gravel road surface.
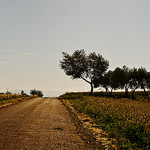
[0,97,89,150]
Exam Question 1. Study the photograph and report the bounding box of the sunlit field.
[60,92,150,149]
[0,93,36,105]
[0,93,22,100]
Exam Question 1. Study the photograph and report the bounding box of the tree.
[137,67,150,99]
[5,90,11,95]
[122,65,130,97]
[21,90,25,95]
[129,67,150,99]
[147,72,150,89]
[21,90,28,96]
[110,67,125,90]
[109,66,130,97]
[129,68,139,99]
[93,70,112,96]
[60,49,109,95]
[30,89,43,97]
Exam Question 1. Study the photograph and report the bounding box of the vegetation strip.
[0,89,44,108]
[0,94,37,108]
[61,98,117,150]
[60,92,150,150]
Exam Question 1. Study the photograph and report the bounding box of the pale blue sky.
[0,0,150,95]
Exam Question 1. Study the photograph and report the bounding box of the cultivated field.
[60,92,150,149]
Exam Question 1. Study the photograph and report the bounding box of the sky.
[0,0,150,96]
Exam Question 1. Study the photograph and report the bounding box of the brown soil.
[0,97,89,150]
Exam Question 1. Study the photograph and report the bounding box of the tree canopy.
[30,89,43,97]
[60,49,150,98]
[60,49,109,95]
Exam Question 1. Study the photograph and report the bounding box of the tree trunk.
[143,88,149,99]
[125,88,128,97]
[90,83,93,95]
[132,89,135,99]
[109,88,113,97]
[80,76,93,95]
[105,88,108,96]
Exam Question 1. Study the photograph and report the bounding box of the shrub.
[30,89,43,97]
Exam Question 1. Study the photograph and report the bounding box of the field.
[60,92,150,149]
[0,93,37,106]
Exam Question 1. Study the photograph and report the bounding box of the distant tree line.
[60,49,150,98]
[0,90,44,98]
[94,66,150,99]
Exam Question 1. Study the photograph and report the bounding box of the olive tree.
[137,67,150,99]
[122,65,131,97]
[60,49,109,95]
[129,67,150,99]
[93,70,112,96]
[110,67,125,90]
[109,66,130,97]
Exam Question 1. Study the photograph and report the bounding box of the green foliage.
[60,50,150,97]
[30,89,43,97]
[88,52,109,78]
[60,50,88,79]
[60,49,109,95]
[129,67,150,98]
[21,90,29,96]
[111,67,126,89]
[97,66,150,98]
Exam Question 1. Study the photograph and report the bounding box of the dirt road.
[0,97,89,150]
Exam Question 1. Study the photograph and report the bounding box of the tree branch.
[80,76,91,84]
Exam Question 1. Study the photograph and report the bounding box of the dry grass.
[60,92,150,149]
[0,93,37,106]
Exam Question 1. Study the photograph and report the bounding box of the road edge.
[60,99,111,150]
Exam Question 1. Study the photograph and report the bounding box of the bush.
[30,89,43,97]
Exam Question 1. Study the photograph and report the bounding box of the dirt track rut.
[0,97,89,150]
